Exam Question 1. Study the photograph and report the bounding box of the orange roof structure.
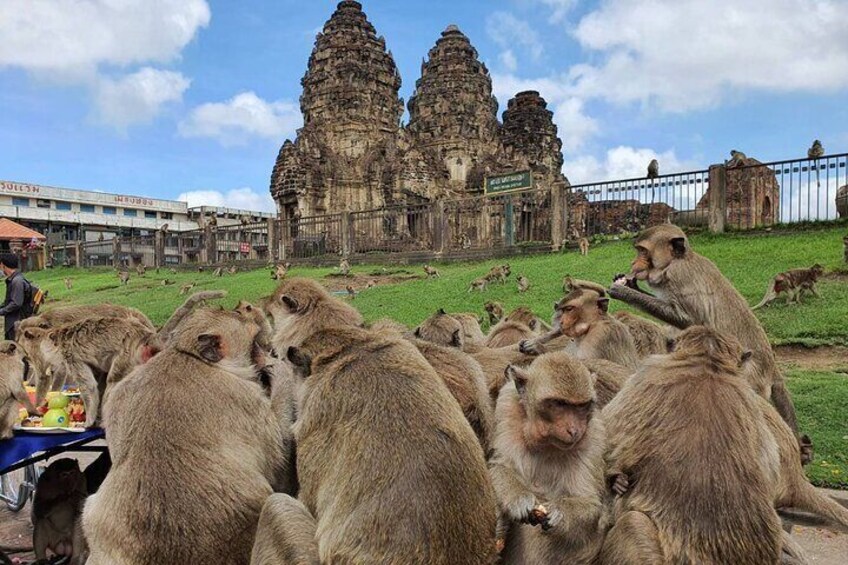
[0,218,47,241]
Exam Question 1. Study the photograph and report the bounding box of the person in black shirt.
[0,253,27,341]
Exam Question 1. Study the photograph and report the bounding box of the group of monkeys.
[466,264,533,294]
[1,223,847,564]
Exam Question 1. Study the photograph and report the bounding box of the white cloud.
[486,12,544,71]
[179,92,301,146]
[537,0,578,24]
[0,0,210,76]
[177,188,277,213]
[492,73,598,150]
[569,0,848,112]
[93,68,190,130]
[568,146,694,184]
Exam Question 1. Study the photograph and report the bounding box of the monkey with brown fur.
[504,306,550,334]
[346,284,356,299]
[579,237,590,256]
[64,278,73,291]
[450,312,487,346]
[486,318,536,349]
[250,494,319,565]
[82,308,291,565]
[520,285,639,369]
[135,263,146,277]
[179,282,196,296]
[32,458,88,562]
[753,264,825,310]
[338,257,350,276]
[282,325,497,563]
[0,341,38,439]
[491,352,609,564]
[117,271,129,285]
[234,300,274,352]
[18,303,154,334]
[468,277,488,292]
[423,264,440,278]
[601,327,813,564]
[484,264,511,285]
[213,266,223,277]
[271,262,291,281]
[607,224,808,461]
[517,275,530,293]
[267,277,363,351]
[613,311,674,358]
[484,301,504,325]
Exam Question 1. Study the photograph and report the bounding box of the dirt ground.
[776,344,848,372]
[322,269,424,292]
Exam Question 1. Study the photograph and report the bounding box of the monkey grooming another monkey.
[484,301,504,325]
[282,325,497,563]
[607,224,806,460]
[32,458,88,563]
[82,308,290,565]
[267,277,363,351]
[578,237,589,256]
[521,284,639,369]
[753,264,824,310]
[491,352,608,564]
[600,326,784,564]
[0,341,38,439]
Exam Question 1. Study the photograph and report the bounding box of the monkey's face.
[555,290,608,338]
[507,363,595,452]
[632,230,687,282]
[0,341,28,383]
[415,309,463,348]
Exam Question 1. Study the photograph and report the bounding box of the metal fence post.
[340,211,352,258]
[708,164,727,234]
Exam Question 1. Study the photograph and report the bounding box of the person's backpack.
[20,277,46,318]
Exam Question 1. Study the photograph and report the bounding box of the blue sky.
[2,0,847,212]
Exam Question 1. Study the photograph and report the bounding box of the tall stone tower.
[501,91,564,183]
[270,0,403,217]
[406,25,501,192]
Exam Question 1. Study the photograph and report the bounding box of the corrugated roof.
[0,218,47,241]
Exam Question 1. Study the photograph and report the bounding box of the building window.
[55,202,72,211]
[161,212,173,220]
[36,199,51,209]
[123,208,139,217]
[12,197,29,207]
[144,211,157,219]
[80,204,95,213]
[103,206,117,215]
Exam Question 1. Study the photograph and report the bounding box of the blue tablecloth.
[0,429,105,474]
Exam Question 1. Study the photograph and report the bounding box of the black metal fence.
[279,213,343,260]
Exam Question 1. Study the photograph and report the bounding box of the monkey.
[161,278,175,286]
[208,214,217,227]
[520,286,640,369]
[516,275,530,293]
[32,458,88,562]
[338,257,350,276]
[753,264,824,310]
[503,306,549,334]
[135,263,146,277]
[423,264,440,278]
[345,284,356,299]
[366,279,377,289]
[581,358,632,409]
[64,277,73,290]
[450,312,487,346]
[249,494,319,565]
[491,352,608,564]
[408,335,495,454]
[271,262,291,281]
[228,265,238,275]
[600,326,784,564]
[117,271,129,285]
[213,266,223,277]
[267,277,363,352]
[612,311,674,358]
[0,341,38,439]
[160,223,169,234]
[486,319,536,349]
[646,159,659,179]
[484,301,505,325]
[579,237,590,256]
[606,224,806,460]
[284,325,498,563]
[234,300,274,352]
[808,139,824,160]
[169,267,177,275]
[198,265,205,272]
[179,282,196,296]
[468,277,488,292]
[484,264,511,285]
[17,303,154,333]
[82,307,292,565]
[727,149,748,167]
[156,290,228,342]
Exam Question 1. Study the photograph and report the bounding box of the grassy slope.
[27,225,848,487]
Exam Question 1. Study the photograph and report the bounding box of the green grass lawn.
[25,225,848,487]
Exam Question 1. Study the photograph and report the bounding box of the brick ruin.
[269,1,568,221]
[697,156,780,228]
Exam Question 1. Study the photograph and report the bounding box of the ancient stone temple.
[696,155,780,228]
[270,1,567,218]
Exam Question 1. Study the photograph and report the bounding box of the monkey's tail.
[752,283,777,310]
[158,290,227,340]
[790,481,848,532]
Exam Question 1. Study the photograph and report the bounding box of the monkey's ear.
[0,341,15,354]
[670,236,687,257]
[666,338,676,353]
[740,350,753,367]
[414,327,422,338]
[597,297,610,313]
[506,365,528,396]
[437,308,446,315]
[450,329,462,348]
[197,333,224,363]
[22,329,36,340]
[286,346,311,377]
[281,295,298,311]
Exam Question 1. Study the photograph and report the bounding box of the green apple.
[42,408,69,428]
[47,394,70,410]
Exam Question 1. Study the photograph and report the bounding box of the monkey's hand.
[518,339,544,356]
[505,494,541,526]
[609,473,631,497]
[535,503,563,532]
[800,434,814,466]
[612,273,629,287]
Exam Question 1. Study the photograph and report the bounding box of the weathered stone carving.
[697,155,780,228]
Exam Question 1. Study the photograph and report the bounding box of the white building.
[0,180,272,245]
